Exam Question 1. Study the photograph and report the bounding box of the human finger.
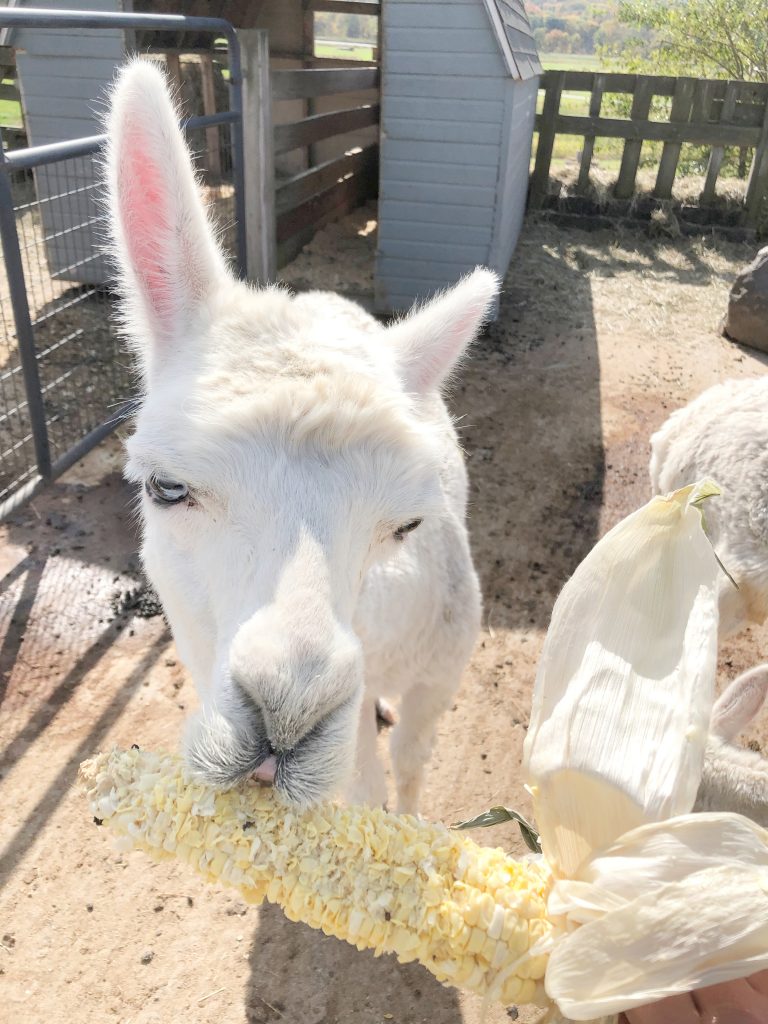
[746,970,768,1000]
[691,975,768,1024]
[619,992,701,1024]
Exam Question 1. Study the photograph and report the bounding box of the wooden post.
[200,53,222,181]
[614,76,655,199]
[240,29,277,284]
[165,51,182,93]
[302,1,318,169]
[702,81,738,203]
[744,92,768,227]
[530,69,564,209]
[577,73,605,192]
[654,77,696,199]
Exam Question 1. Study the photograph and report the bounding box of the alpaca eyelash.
[145,475,191,506]
[393,518,423,541]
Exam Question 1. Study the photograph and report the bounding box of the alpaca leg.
[390,677,460,815]
[347,695,388,807]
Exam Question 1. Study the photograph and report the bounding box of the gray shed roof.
[483,0,542,81]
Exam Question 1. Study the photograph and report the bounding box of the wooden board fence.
[531,70,768,228]
[240,31,380,281]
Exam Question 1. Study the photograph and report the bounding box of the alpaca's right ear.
[105,60,227,369]
[711,664,768,740]
[386,268,499,395]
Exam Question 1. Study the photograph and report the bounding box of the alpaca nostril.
[252,754,278,784]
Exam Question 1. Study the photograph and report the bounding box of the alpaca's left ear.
[387,268,500,395]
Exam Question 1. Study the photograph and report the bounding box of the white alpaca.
[694,665,768,826]
[105,61,495,811]
[649,375,768,636]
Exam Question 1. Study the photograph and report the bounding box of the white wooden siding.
[378,219,492,246]
[14,0,125,286]
[379,199,496,228]
[488,75,538,272]
[384,96,504,123]
[386,28,501,53]
[380,157,499,187]
[386,75,504,100]
[376,1,507,310]
[386,53,507,77]
[381,138,500,166]
[386,5,486,27]
[384,117,501,145]
[383,181,497,207]
[376,0,539,312]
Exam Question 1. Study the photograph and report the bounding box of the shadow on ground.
[455,241,604,634]
[245,903,462,1024]
[1,451,146,712]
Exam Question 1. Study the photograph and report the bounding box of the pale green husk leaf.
[451,805,542,853]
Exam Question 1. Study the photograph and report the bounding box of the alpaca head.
[106,60,498,804]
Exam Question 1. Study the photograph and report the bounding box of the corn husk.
[546,814,768,1018]
[523,481,768,1018]
[524,482,721,878]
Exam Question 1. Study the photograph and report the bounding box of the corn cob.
[80,747,552,1007]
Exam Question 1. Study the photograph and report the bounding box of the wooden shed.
[375,0,541,313]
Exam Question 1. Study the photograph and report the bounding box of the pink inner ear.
[119,124,174,324]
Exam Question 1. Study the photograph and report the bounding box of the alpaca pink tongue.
[252,755,277,784]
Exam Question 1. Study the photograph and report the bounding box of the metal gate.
[0,8,246,520]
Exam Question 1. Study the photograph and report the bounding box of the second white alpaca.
[650,375,768,636]
[695,664,768,827]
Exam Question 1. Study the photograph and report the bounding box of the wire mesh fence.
[0,10,244,520]
[0,122,238,514]
[0,156,126,502]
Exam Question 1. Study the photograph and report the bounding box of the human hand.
[619,971,768,1024]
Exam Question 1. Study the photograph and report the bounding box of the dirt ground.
[2,212,767,1024]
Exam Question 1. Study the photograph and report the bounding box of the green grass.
[540,52,601,71]
[315,41,374,61]
[537,90,593,116]
[0,80,21,128]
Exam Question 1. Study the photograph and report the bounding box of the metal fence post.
[223,26,248,278]
[0,8,247,520]
[240,29,277,284]
[0,158,51,481]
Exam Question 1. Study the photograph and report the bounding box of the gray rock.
[723,245,768,353]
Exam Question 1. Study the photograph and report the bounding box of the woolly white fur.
[650,380,768,824]
[106,60,498,809]
[694,665,768,827]
[650,375,768,636]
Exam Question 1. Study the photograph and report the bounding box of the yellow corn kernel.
[79,748,553,1009]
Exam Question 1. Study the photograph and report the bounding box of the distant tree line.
[527,0,648,55]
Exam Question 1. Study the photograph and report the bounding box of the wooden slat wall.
[274,104,379,153]
[531,69,768,227]
[269,63,381,268]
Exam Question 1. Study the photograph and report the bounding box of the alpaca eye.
[393,519,423,541]
[146,475,189,505]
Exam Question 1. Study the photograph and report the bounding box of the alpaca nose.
[252,754,277,784]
